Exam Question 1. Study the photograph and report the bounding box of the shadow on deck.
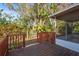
[8,39,79,56]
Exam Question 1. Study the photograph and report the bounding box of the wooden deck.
[8,39,79,56]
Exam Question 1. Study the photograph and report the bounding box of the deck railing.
[0,37,8,56]
[7,33,26,50]
[0,32,26,56]
[0,32,55,56]
[37,32,56,44]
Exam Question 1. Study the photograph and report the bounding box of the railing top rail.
[7,32,26,36]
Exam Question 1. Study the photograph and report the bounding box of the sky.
[0,3,19,18]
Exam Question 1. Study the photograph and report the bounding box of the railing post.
[6,35,8,55]
[23,33,25,47]
[0,35,9,56]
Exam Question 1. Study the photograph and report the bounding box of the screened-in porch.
[50,4,79,53]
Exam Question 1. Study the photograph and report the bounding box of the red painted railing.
[0,37,8,56]
[0,32,55,56]
[0,33,26,56]
[48,32,56,44]
[7,33,26,50]
[37,32,56,44]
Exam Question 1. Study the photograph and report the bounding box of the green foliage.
[0,3,59,37]
[1,3,78,38]
[56,21,65,34]
[73,22,79,32]
[35,24,53,33]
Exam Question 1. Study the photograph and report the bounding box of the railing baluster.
[16,35,18,47]
[19,34,21,47]
[23,34,25,47]
[6,36,8,55]
[12,35,14,49]
[8,36,10,49]
[10,36,12,49]
[13,35,14,48]
[7,33,26,50]
[17,34,19,48]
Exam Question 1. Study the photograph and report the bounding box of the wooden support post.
[65,22,68,40]
[54,17,56,44]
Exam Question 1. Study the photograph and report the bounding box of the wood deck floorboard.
[8,39,79,56]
